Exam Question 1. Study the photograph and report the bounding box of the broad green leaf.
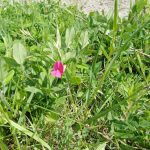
[84,148,89,150]
[54,96,67,108]
[65,27,75,48]
[114,132,134,138]
[4,70,15,85]
[0,141,8,150]
[13,41,27,65]
[45,112,59,124]
[135,0,148,12]
[0,58,8,83]
[62,51,76,63]
[77,91,84,98]
[77,64,89,70]
[70,76,81,85]
[0,112,7,125]
[96,142,107,150]
[25,86,42,94]
[79,31,89,49]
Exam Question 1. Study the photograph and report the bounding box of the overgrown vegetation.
[0,0,150,149]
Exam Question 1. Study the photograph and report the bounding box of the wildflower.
[51,61,65,78]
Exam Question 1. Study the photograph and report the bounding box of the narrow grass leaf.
[56,26,61,50]
[86,86,147,124]
[9,119,51,150]
[113,0,118,33]
[0,58,8,82]
[136,52,146,80]
[4,70,15,85]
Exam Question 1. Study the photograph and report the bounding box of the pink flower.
[51,61,66,78]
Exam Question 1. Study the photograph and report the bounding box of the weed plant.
[0,0,150,149]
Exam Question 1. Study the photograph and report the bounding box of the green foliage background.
[0,0,150,149]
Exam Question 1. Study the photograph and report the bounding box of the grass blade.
[113,0,118,34]
[10,120,51,150]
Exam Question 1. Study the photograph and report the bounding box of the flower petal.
[51,70,62,78]
[63,65,66,73]
[53,61,64,74]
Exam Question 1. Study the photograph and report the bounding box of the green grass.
[0,0,150,149]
